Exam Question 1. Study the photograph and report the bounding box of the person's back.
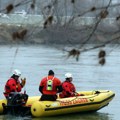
[39,70,62,101]
[59,73,76,98]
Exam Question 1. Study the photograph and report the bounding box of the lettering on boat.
[60,98,88,106]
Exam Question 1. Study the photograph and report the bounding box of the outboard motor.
[5,92,29,116]
[7,92,28,106]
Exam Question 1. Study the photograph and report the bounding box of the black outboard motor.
[5,92,30,116]
[7,92,28,106]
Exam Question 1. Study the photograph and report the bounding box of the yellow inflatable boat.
[31,90,115,117]
[0,90,115,117]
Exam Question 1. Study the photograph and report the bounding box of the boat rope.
[57,94,98,103]
[57,90,109,103]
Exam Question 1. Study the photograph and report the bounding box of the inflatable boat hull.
[31,90,115,117]
[0,90,115,117]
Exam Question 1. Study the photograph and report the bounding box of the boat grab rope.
[57,94,97,103]
[57,90,110,103]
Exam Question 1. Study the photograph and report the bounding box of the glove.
[21,78,26,87]
[70,92,75,96]
[75,92,84,96]
[74,92,79,96]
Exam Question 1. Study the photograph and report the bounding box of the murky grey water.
[0,45,119,120]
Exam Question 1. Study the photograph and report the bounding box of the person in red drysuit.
[4,69,26,99]
[59,73,76,98]
[39,70,63,101]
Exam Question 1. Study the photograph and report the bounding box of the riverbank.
[0,15,119,45]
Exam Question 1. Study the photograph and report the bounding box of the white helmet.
[65,73,72,78]
[13,69,21,77]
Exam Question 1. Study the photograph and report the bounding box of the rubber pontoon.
[0,90,115,117]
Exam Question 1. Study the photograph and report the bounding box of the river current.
[0,45,119,120]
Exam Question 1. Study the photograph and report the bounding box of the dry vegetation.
[0,0,120,64]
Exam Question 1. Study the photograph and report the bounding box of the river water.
[0,45,119,120]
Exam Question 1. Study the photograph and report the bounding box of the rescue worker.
[39,70,62,101]
[4,69,26,99]
[59,73,76,98]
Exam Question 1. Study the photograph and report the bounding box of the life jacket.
[59,81,76,98]
[4,78,22,97]
[40,76,61,95]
